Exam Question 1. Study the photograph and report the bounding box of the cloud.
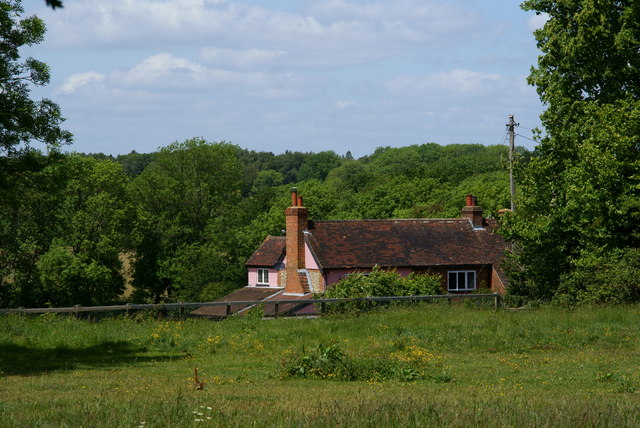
[110,53,207,88]
[335,100,356,110]
[38,0,482,68]
[386,69,504,98]
[57,53,304,99]
[58,71,106,94]
[199,48,286,70]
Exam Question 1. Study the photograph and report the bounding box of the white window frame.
[257,268,270,285]
[447,270,476,291]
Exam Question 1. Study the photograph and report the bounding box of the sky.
[23,0,548,157]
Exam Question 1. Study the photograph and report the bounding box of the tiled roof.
[245,236,285,267]
[306,218,506,269]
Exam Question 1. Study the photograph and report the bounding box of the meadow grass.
[1,304,640,427]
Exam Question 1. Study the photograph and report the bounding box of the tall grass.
[1,305,640,426]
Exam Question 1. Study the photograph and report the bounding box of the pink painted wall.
[247,267,280,287]
[305,243,319,270]
[282,242,319,270]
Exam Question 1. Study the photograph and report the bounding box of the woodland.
[2,0,640,308]
[0,139,518,307]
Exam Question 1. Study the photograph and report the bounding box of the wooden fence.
[0,293,503,318]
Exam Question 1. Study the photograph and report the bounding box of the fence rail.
[0,293,503,317]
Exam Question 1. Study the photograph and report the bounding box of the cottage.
[192,190,508,317]
[247,189,507,295]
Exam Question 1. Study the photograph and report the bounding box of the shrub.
[557,248,640,305]
[320,266,442,313]
[282,342,441,382]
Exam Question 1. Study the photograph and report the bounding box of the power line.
[498,128,508,146]
[515,133,536,143]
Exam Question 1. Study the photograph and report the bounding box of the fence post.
[226,303,231,316]
[494,294,502,309]
[179,303,184,319]
[274,302,280,318]
[321,301,326,314]
[126,303,131,317]
[74,304,82,318]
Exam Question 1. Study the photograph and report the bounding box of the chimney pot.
[462,193,483,227]
[466,194,474,206]
[297,196,304,207]
[291,188,298,206]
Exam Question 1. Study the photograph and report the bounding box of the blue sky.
[24,0,548,157]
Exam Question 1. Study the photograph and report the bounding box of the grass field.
[1,304,640,427]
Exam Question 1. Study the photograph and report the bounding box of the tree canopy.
[0,0,71,155]
[502,1,640,303]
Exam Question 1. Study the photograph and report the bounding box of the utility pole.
[507,114,518,211]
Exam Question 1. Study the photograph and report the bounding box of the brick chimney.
[284,188,309,294]
[462,193,483,228]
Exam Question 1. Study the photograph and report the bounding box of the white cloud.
[386,69,503,97]
[199,48,286,70]
[58,53,303,99]
[335,100,356,110]
[527,13,549,31]
[111,53,207,88]
[39,0,482,68]
[58,71,106,94]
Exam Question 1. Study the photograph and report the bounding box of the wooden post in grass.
[274,302,280,318]
[226,302,231,316]
[179,303,184,319]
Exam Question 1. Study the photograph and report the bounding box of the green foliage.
[1,139,515,308]
[282,342,438,382]
[37,243,118,307]
[0,153,130,307]
[0,0,72,154]
[554,248,640,305]
[297,151,342,181]
[129,139,245,302]
[115,151,154,177]
[503,1,640,302]
[322,267,442,313]
[324,267,442,299]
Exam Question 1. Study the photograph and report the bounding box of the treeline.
[0,140,517,308]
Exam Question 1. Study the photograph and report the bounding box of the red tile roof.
[246,236,285,267]
[306,218,505,269]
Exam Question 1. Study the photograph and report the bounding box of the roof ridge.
[311,218,467,223]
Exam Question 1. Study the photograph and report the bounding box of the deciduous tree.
[0,0,71,155]
[502,1,640,301]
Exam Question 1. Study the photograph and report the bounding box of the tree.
[501,1,640,301]
[0,153,132,307]
[129,139,244,302]
[297,151,342,182]
[0,1,72,155]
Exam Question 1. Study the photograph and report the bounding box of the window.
[448,270,476,291]
[257,268,269,285]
